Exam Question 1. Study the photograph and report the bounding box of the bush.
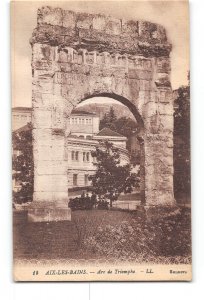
[82,208,191,262]
[97,200,109,210]
[13,185,31,204]
[68,195,95,210]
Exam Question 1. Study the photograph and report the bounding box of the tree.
[99,106,117,131]
[89,141,139,207]
[12,123,34,203]
[173,72,190,199]
[114,116,137,138]
[100,109,140,165]
[100,108,137,138]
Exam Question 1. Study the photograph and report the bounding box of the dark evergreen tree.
[12,123,34,203]
[100,110,140,165]
[99,107,117,131]
[173,73,190,200]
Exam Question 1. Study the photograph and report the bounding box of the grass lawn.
[13,208,191,263]
[13,210,133,260]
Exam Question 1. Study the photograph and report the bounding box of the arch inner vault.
[29,6,175,222]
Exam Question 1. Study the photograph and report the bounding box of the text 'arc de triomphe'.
[29,6,176,221]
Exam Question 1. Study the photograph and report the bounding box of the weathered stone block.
[62,10,76,28]
[158,102,173,115]
[156,57,171,73]
[33,192,68,203]
[32,109,52,129]
[93,15,106,31]
[38,6,63,26]
[77,13,93,29]
[33,128,52,145]
[28,207,71,222]
[35,174,68,192]
[105,17,121,35]
[158,90,172,103]
[145,189,175,206]
[32,44,56,65]
[138,21,167,43]
[122,19,139,35]
[51,144,65,161]
[142,102,157,119]
[35,160,67,175]
[33,145,53,161]
[159,115,173,131]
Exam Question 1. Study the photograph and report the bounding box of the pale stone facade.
[12,107,129,195]
[29,7,175,221]
[68,110,99,138]
[12,107,32,131]
[66,111,129,190]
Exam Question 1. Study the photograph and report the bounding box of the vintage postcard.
[12,0,191,281]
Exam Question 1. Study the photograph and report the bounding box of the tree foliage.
[100,107,137,137]
[173,74,190,198]
[99,107,140,165]
[99,106,117,131]
[89,141,139,207]
[12,123,34,203]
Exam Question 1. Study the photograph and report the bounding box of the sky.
[11,0,189,107]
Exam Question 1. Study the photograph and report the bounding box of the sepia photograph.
[11,0,191,281]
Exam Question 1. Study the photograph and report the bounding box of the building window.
[82,118,84,124]
[86,118,88,124]
[72,151,79,161]
[83,152,90,162]
[71,151,75,160]
[84,174,89,186]
[73,174,78,186]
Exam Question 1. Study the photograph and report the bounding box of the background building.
[12,107,32,131]
[68,110,100,139]
[66,111,129,194]
[12,107,130,196]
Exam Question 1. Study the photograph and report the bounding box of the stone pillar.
[28,44,71,222]
[142,84,176,218]
[144,133,175,206]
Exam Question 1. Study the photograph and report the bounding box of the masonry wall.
[31,6,175,209]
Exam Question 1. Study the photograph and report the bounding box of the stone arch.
[71,92,145,204]
[81,93,144,134]
[29,6,175,222]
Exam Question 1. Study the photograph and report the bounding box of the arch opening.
[81,93,144,136]
[66,94,145,206]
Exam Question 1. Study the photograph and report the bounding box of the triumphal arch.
[29,6,175,221]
